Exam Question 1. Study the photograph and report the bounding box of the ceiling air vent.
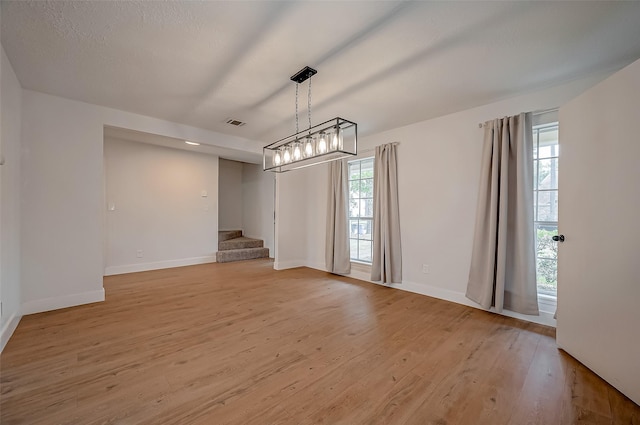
[226,119,246,127]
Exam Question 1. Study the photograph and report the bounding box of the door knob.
[552,235,565,242]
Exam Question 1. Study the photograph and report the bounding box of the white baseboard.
[307,263,557,328]
[305,261,327,272]
[1,311,22,353]
[273,259,307,270]
[104,255,216,276]
[22,289,105,316]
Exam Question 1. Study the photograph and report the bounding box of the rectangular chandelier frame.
[263,117,357,173]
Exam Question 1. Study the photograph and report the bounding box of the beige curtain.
[466,113,538,315]
[371,143,402,283]
[326,160,351,274]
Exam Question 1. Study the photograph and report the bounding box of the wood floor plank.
[608,386,640,425]
[1,259,638,424]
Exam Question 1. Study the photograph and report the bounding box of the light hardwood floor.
[1,259,638,424]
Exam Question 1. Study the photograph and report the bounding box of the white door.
[556,58,640,405]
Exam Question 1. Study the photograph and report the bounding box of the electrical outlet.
[136,250,143,258]
[422,264,429,274]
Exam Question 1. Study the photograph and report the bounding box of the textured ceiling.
[3,1,640,146]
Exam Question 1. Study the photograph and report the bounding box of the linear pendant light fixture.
[263,66,357,172]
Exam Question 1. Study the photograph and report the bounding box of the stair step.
[218,230,242,242]
[216,247,270,263]
[219,236,263,251]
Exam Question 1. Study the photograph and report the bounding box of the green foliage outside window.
[349,168,373,216]
[349,170,373,197]
[536,227,558,292]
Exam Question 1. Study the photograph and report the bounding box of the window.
[533,122,559,298]
[348,157,374,263]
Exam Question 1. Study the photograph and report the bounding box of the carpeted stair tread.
[219,236,264,251]
[218,230,243,242]
[216,247,270,263]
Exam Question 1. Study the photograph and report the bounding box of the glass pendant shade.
[330,130,339,151]
[304,137,314,158]
[283,146,292,163]
[273,150,282,166]
[293,142,302,161]
[317,132,327,154]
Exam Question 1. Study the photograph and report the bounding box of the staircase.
[216,230,270,263]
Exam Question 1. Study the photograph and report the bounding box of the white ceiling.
[3,1,640,147]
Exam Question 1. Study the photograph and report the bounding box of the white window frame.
[348,157,374,264]
[532,118,559,313]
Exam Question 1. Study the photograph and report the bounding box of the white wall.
[557,59,640,404]
[242,163,275,256]
[218,158,243,231]
[20,90,262,315]
[1,47,22,350]
[276,74,609,327]
[274,170,311,269]
[104,138,218,275]
[302,163,330,269]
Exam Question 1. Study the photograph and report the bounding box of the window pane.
[361,158,374,178]
[538,158,558,190]
[349,162,360,181]
[349,219,359,238]
[360,198,373,218]
[359,219,373,241]
[358,239,372,262]
[350,238,358,260]
[349,180,358,200]
[537,190,558,222]
[538,128,558,158]
[360,178,374,199]
[538,145,556,159]
[349,199,359,218]
[536,224,558,260]
[536,258,557,294]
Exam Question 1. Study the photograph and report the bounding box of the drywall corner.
[1,46,23,351]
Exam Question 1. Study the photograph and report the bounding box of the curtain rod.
[478,107,559,128]
[532,107,559,116]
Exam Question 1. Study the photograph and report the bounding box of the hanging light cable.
[303,76,315,158]
[292,83,302,161]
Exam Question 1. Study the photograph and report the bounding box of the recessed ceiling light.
[185,141,200,146]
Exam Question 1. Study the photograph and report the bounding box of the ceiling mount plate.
[290,66,317,84]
